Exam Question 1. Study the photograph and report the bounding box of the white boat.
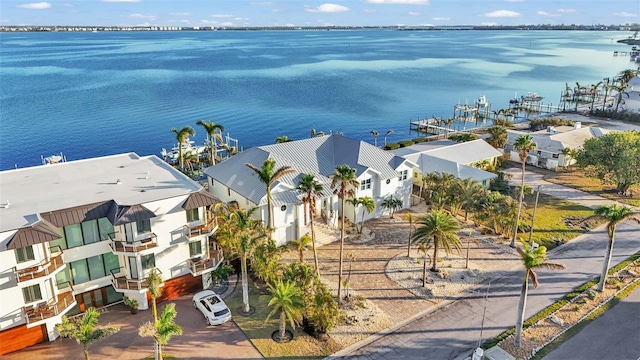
[521,92,543,102]
[161,137,206,164]
[476,95,489,108]
[41,152,66,165]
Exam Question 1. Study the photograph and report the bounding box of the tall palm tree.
[288,234,312,262]
[406,213,413,257]
[601,84,612,111]
[589,81,603,111]
[55,307,120,360]
[139,303,183,360]
[170,126,195,171]
[357,196,376,234]
[514,240,565,347]
[613,84,628,113]
[458,177,486,222]
[266,280,304,341]
[296,173,324,278]
[381,196,403,218]
[216,204,266,313]
[330,164,359,300]
[370,130,380,147]
[559,147,578,168]
[411,210,461,272]
[618,68,638,84]
[511,135,536,247]
[196,120,224,166]
[246,158,295,237]
[595,204,638,292]
[346,197,362,228]
[442,117,455,139]
[147,268,163,322]
[486,125,508,148]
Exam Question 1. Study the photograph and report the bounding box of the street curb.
[323,294,462,359]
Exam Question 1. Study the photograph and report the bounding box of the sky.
[1,0,639,27]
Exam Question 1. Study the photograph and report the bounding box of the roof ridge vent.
[0,200,9,209]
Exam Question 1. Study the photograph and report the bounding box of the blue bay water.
[0,30,633,170]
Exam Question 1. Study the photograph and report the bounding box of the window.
[186,208,200,222]
[64,224,84,248]
[360,178,371,190]
[70,260,90,285]
[141,254,155,271]
[104,252,120,274]
[22,284,42,303]
[552,153,559,159]
[189,241,202,258]
[87,255,106,279]
[136,219,151,235]
[280,205,287,211]
[98,218,114,241]
[398,170,408,181]
[15,246,35,263]
[56,267,72,287]
[82,220,100,244]
[414,172,418,178]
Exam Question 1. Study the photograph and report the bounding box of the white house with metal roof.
[505,124,614,170]
[203,134,414,245]
[0,153,223,355]
[391,139,502,187]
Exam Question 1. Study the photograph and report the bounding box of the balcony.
[14,247,65,283]
[108,232,158,255]
[110,267,162,293]
[184,218,217,239]
[23,282,76,326]
[187,249,224,276]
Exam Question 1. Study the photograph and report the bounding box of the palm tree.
[511,135,536,247]
[618,69,638,84]
[288,234,312,262]
[613,84,628,113]
[330,164,359,301]
[381,196,403,218]
[601,84,612,111]
[370,130,380,147]
[594,204,638,292]
[266,280,304,341]
[246,158,295,237]
[346,197,362,229]
[589,81,603,111]
[458,178,486,222]
[139,303,183,360]
[411,210,461,272]
[417,243,430,286]
[296,173,324,278]
[358,196,375,234]
[170,126,195,171]
[442,117,454,139]
[196,120,224,166]
[486,125,508,148]
[406,213,414,257]
[55,307,120,360]
[559,147,578,168]
[514,240,565,347]
[147,268,163,322]
[216,204,266,313]
[384,129,394,148]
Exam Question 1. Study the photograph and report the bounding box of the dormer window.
[398,170,408,181]
[186,208,200,222]
[360,178,371,190]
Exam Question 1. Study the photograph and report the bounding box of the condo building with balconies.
[0,153,223,355]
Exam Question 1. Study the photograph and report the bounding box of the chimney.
[574,121,582,130]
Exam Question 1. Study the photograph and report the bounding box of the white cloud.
[504,0,524,2]
[200,19,218,24]
[16,2,51,9]
[129,13,156,20]
[556,8,576,13]
[211,14,232,18]
[432,17,449,21]
[537,11,558,17]
[169,12,191,16]
[408,11,420,16]
[484,10,521,18]
[613,12,637,18]
[305,4,349,13]
[250,2,274,5]
[367,0,429,4]
[102,0,141,2]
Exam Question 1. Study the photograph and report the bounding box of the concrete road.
[543,286,640,360]
[338,220,640,360]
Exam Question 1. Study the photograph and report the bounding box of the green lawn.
[225,278,342,359]
[521,193,604,249]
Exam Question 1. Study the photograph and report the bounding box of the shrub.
[412,137,429,143]
[384,143,401,150]
[398,140,415,148]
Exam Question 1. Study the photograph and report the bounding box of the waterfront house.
[203,134,414,246]
[505,124,613,170]
[0,153,223,355]
[391,139,502,188]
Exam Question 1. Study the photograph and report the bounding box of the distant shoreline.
[2,25,640,33]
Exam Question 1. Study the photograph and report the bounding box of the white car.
[192,290,232,325]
